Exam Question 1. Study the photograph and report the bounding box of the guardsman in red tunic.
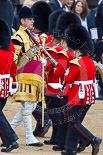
[31,1,53,137]
[0,19,19,152]
[47,12,81,151]
[43,11,81,145]
[61,24,102,155]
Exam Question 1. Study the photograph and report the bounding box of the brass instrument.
[24,28,58,67]
[40,33,48,127]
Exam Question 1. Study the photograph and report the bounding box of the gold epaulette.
[93,60,97,66]
[47,48,58,53]
[47,47,69,58]
[11,51,18,61]
[58,48,69,58]
[69,57,81,67]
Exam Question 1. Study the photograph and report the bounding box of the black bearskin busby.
[31,1,52,33]
[65,24,94,55]
[0,18,11,50]
[56,11,81,39]
[48,9,65,38]
[0,0,14,29]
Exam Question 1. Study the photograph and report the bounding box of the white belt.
[73,80,93,85]
[0,74,10,79]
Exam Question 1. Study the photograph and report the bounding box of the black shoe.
[91,137,102,155]
[61,150,76,155]
[1,142,19,152]
[27,142,43,147]
[39,119,52,137]
[53,145,64,151]
[33,120,52,137]
[44,139,57,145]
[77,143,86,153]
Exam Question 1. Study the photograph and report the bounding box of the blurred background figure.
[23,0,35,8]
[65,0,75,11]
[48,0,67,11]
[88,1,103,99]
[72,0,89,31]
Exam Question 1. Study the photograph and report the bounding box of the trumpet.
[24,28,58,67]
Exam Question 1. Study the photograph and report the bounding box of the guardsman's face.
[21,18,34,29]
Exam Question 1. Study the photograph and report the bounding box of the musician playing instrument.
[31,1,53,137]
[10,6,43,147]
[61,24,102,155]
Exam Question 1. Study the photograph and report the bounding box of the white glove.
[64,68,70,76]
[41,58,47,66]
[10,82,18,96]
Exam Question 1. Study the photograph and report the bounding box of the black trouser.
[65,105,94,151]
[56,96,69,146]
[32,102,50,125]
[0,98,16,146]
[45,96,66,141]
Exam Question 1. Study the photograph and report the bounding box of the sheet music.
[90,28,98,40]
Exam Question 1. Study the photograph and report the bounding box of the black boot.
[1,141,19,152]
[33,119,52,137]
[53,145,64,151]
[44,123,57,145]
[91,137,102,155]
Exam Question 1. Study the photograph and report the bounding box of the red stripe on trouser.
[74,123,91,141]
[0,130,8,145]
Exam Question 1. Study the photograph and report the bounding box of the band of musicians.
[0,0,103,154]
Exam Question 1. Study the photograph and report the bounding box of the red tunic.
[65,56,96,106]
[45,45,72,95]
[0,42,17,98]
[54,50,74,96]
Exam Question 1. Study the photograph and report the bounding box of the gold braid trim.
[69,58,81,67]
[11,73,47,103]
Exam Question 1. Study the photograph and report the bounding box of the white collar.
[57,0,63,8]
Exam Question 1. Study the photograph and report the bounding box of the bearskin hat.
[55,11,81,39]
[31,1,52,33]
[48,9,65,37]
[0,0,13,29]
[65,24,94,55]
[0,18,11,50]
